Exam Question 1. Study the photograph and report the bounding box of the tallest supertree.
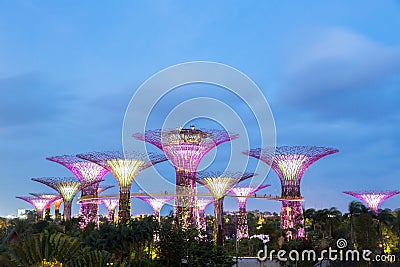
[133,126,238,227]
[245,146,338,239]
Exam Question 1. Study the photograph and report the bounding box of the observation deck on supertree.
[133,126,238,228]
[101,197,119,222]
[30,193,62,220]
[343,191,400,214]
[32,177,84,221]
[194,171,255,246]
[229,184,270,239]
[196,198,214,231]
[245,146,338,239]
[77,151,167,224]
[136,196,173,222]
[46,155,108,227]
[16,196,58,221]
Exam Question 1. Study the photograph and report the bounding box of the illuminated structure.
[101,198,119,222]
[98,185,114,194]
[77,151,167,224]
[195,171,255,246]
[343,191,400,214]
[196,198,214,231]
[137,196,173,222]
[230,184,270,239]
[32,177,84,221]
[46,155,108,227]
[30,193,62,220]
[53,198,63,220]
[134,126,237,227]
[16,196,58,221]
[245,146,338,239]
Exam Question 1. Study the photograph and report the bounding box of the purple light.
[343,191,400,214]
[245,146,338,239]
[230,184,270,239]
[101,198,119,222]
[77,151,167,224]
[133,127,237,228]
[137,196,173,222]
[196,198,214,231]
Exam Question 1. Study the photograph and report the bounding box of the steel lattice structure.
[47,155,109,227]
[16,196,58,221]
[98,185,114,194]
[245,146,338,239]
[343,191,400,214]
[30,193,62,220]
[136,196,173,222]
[230,184,270,239]
[133,126,238,228]
[196,198,214,231]
[195,171,255,246]
[77,151,167,224]
[101,198,119,222]
[32,177,84,221]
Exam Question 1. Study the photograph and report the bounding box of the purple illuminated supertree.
[32,177,84,221]
[77,151,167,224]
[343,191,400,214]
[30,193,62,220]
[195,171,255,246]
[245,146,338,239]
[230,184,270,239]
[196,198,214,231]
[101,198,119,222]
[137,196,173,222]
[133,126,238,227]
[46,155,108,227]
[16,196,58,221]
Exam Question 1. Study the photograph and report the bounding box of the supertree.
[133,126,238,227]
[53,198,63,220]
[30,193,62,220]
[245,146,338,239]
[101,197,119,222]
[196,198,214,231]
[77,151,167,224]
[343,191,400,214]
[98,185,114,194]
[229,184,270,239]
[194,171,255,246]
[46,155,108,227]
[16,196,58,221]
[136,196,173,222]
[32,177,84,221]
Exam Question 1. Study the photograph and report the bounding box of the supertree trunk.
[199,209,207,231]
[79,186,99,227]
[108,209,116,222]
[214,197,224,246]
[281,200,304,239]
[175,169,198,228]
[55,206,61,220]
[63,201,72,221]
[37,210,44,222]
[237,201,248,239]
[44,204,51,221]
[118,187,131,224]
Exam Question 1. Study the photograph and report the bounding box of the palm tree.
[348,201,365,246]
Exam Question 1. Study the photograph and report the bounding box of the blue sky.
[1,1,399,217]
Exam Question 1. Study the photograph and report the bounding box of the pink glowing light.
[344,191,400,214]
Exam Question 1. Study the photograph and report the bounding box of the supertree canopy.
[136,196,173,222]
[196,198,214,231]
[195,171,255,246]
[77,151,167,224]
[16,196,58,221]
[230,184,270,239]
[133,126,238,228]
[32,177,84,221]
[47,155,108,227]
[101,198,119,222]
[245,146,338,239]
[30,193,62,220]
[343,191,400,214]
